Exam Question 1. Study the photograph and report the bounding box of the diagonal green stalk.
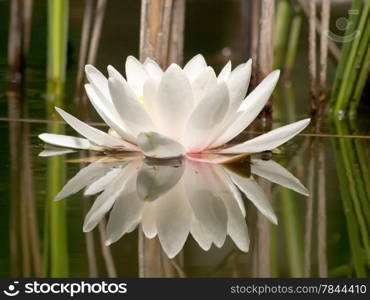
[349,43,370,115]
[334,0,370,113]
[330,0,362,102]
[331,129,366,277]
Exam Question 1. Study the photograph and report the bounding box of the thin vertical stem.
[319,0,330,102]
[317,139,328,277]
[75,0,95,100]
[308,0,317,111]
[273,0,291,69]
[167,0,185,65]
[250,0,260,88]
[86,0,107,65]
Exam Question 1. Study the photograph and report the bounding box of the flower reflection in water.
[52,154,308,258]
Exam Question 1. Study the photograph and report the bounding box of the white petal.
[144,58,163,80]
[39,133,101,150]
[183,161,228,248]
[183,54,207,82]
[55,162,118,201]
[184,81,229,152]
[137,132,186,159]
[210,70,280,148]
[84,84,137,143]
[220,118,310,154]
[190,218,212,251]
[218,60,232,81]
[55,107,135,149]
[141,202,158,239]
[156,182,192,258]
[251,159,309,196]
[228,172,277,224]
[84,167,123,196]
[227,59,252,106]
[83,160,141,232]
[107,65,125,82]
[85,64,110,100]
[108,77,155,136]
[136,159,184,201]
[155,64,194,140]
[142,78,160,125]
[105,174,144,245]
[125,55,149,95]
[191,66,217,104]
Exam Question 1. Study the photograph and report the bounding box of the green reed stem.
[44,0,69,277]
[330,0,361,102]
[332,130,366,277]
[349,43,370,115]
[284,10,302,78]
[273,0,292,69]
[280,189,304,277]
[334,0,370,114]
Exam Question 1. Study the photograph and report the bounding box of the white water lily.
[39,54,310,159]
[54,155,308,258]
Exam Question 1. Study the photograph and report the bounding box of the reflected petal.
[184,161,228,248]
[136,158,184,201]
[251,159,309,196]
[228,171,277,224]
[156,182,192,258]
[55,161,119,201]
[84,167,123,196]
[83,160,142,232]
[190,218,212,251]
[141,202,158,238]
[105,173,144,245]
[39,133,101,151]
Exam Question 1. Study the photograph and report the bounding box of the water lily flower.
[54,155,308,258]
[39,54,310,159]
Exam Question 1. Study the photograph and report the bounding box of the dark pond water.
[0,0,369,277]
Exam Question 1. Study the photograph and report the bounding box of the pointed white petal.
[191,66,217,104]
[156,182,192,258]
[155,64,194,140]
[184,81,229,152]
[55,107,135,150]
[183,161,228,248]
[228,172,277,224]
[183,54,207,82]
[125,55,149,95]
[144,58,163,80]
[136,159,184,201]
[84,167,123,196]
[137,132,186,159]
[210,69,279,148]
[105,174,144,245]
[108,77,155,136]
[190,218,212,251]
[84,84,137,143]
[107,65,125,82]
[39,133,101,150]
[85,64,110,99]
[227,59,252,106]
[83,160,141,232]
[218,60,232,81]
[141,202,158,238]
[220,118,310,154]
[251,159,309,196]
[55,162,118,201]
